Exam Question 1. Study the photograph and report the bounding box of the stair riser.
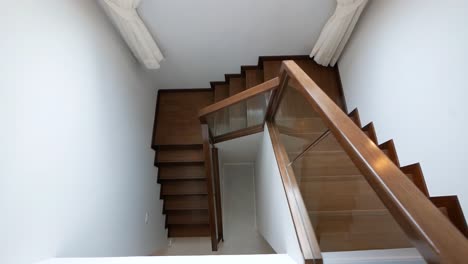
[163,195,209,212]
[161,181,207,197]
[311,211,412,251]
[166,211,209,226]
[168,225,210,237]
[292,152,361,176]
[158,164,206,182]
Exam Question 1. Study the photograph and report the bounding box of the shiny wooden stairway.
[152,56,467,249]
[278,104,467,251]
[151,56,343,241]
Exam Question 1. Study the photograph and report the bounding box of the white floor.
[156,164,274,256]
[37,255,296,264]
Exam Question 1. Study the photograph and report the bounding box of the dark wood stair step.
[156,146,204,164]
[245,69,267,127]
[400,163,429,196]
[348,109,362,127]
[293,151,361,176]
[158,164,205,182]
[228,76,246,96]
[168,224,210,237]
[167,211,209,225]
[276,117,327,134]
[379,140,400,167]
[153,90,213,146]
[214,83,229,102]
[228,76,247,131]
[309,209,412,251]
[213,83,230,136]
[161,180,207,196]
[430,196,468,238]
[362,122,378,144]
[301,175,385,212]
[164,195,209,211]
[262,58,345,109]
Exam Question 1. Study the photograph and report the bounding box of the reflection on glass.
[206,91,270,137]
[274,79,329,161]
[274,79,414,252]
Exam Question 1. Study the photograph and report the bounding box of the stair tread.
[245,69,267,127]
[291,150,361,176]
[214,84,229,102]
[161,181,207,196]
[154,90,213,146]
[280,133,342,155]
[157,148,204,164]
[309,209,412,251]
[276,117,327,134]
[301,175,385,212]
[213,84,230,135]
[228,77,245,96]
[228,77,247,131]
[263,59,344,108]
[168,224,211,237]
[158,164,205,181]
[164,195,209,211]
[167,211,209,225]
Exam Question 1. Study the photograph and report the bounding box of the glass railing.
[200,61,468,263]
[204,90,269,137]
[266,61,468,264]
[274,79,414,252]
[199,78,279,142]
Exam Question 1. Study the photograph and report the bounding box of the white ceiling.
[138,0,335,89]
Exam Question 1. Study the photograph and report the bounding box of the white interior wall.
[137,0,336,89]
[221,164,274,254]
[254,127,304,264]
[0,1,166,264]
[338,0,468,214]
[215,133,263,164]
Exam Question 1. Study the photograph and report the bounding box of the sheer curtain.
[101,0,164,69]
[310,0,368,67]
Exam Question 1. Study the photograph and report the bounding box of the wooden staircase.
[150,55,467,251]
[151,56,344,241]
[277,96,467,251]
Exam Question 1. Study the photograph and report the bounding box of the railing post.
[265,71,289,121]
[201,124,218,251]
[212,147,223,242]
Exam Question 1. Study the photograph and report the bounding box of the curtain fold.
[310,0,368,67]
[101,0,164,69]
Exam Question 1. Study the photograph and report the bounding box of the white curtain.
[310,0,368,67]
[101,0,164,69]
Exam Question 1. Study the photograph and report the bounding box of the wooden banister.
[201,124,218,251]
[199,77,279,122]
[272,60,468,263]
[267,121,323,264]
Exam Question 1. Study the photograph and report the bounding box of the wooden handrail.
[212,147,224,242]
[201,124,218,251]
[198,77,279,122]
[273,60,468,263]
[267,121,323,264]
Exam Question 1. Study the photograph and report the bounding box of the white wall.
[338,1,468,214]
[254,127,304,264]
[138,0,336,89]
[0,1,167,264]
[216,133,263,164]
[222,164,274,254]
